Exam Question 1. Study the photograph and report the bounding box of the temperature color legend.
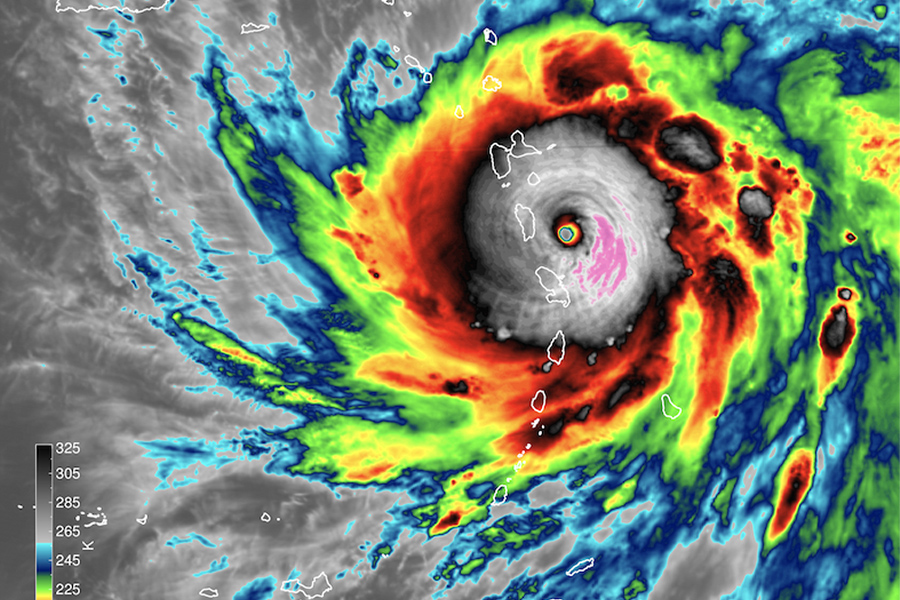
[35,444,52,600]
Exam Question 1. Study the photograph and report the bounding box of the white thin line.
[55,0,172,15]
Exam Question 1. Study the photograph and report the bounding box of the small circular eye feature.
[553,214,582,247]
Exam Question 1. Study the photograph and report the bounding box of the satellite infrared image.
[0,0,898,599]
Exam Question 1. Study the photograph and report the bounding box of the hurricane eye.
[553,215,582,247]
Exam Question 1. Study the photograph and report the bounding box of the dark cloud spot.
[738,188,774,219]
[659,125,720,171]
[444,380,468,394]
[574,405,591,421]
[548,418,564,436]
[607,381,632,410]
[824,306,848,349]
[617,118,637,139]
[709,258,743,293]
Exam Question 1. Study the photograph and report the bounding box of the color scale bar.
[36,444,52,600]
